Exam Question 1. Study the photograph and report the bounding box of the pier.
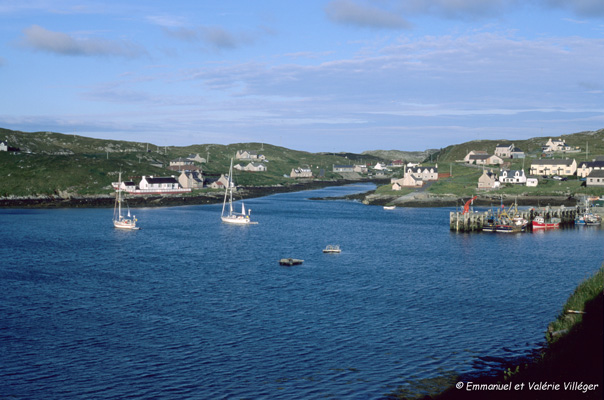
[450,205,579,232]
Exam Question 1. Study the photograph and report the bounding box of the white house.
[208,174,231,189]
[577,161,604,178]
[391,175,423,189]
[542,138,578,153]
[243,162,267,172]
[495,143,525,159]
[405,165,438,181]
[526,178,538,187]
[464,150,488,163]
[0,141,7,151]
[290,167,312,178]
[586,170,604,187]
[530,159,577,176]
[333,165,354,173]
[499,169,527,184]
[236,150,265,160]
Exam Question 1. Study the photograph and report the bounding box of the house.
[0,141,7,151]
[577,161,604,178]
[499,169,527,184]
[168,157,201,172]
[405,165,438,181]
[353,164,368,174]
[390,160,405,168]
[526,178,538,187]
[373,162,387,170]
[207,174,230,189]
[466,154,503,166]
[510,146,525,159]
[495,143,525,159]
[290,166,313,178]
[243,162,267,172]
[235,150,265,160]
[477,170,500,190]
[529,159,577,176]
[391,175,423,189]
[542,138,579,153]
[586,170,604,186]
[464,150,487,163]
[333,165,354,173]
[178,170,204,189]
[187,154,206,163]
[135,176,191,194]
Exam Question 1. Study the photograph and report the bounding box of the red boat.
[532,215,560,229]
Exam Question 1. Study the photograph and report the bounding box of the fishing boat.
[495,203,528,233]
[113,172,139,230]
[221,159,257,225]
[532,215,560,229]
[575,198,602,226]
[323,245,341,253]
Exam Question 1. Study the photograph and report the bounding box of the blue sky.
[1,0,603,152]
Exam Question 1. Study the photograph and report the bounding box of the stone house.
[467,154,504,166]
[290,166,312,178]
[477,170,500,190]
[178,170,204,189]
[235,150,265,160]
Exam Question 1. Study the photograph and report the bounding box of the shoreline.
[0,179,386,209]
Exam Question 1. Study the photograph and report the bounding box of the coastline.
[0,179,386,209]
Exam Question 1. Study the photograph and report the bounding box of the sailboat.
[113,172,139,230]
[221,159,257,225]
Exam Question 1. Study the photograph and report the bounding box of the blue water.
[1,183,603,399]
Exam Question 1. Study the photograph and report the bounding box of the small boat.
[532,215,560,229]
[113,172,139,230]
[221,158,257,225]
[575,213,602,226]
[383,205,396,210]
[323,245,341,253]
[279,258,304,266]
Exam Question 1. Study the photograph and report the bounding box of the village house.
[373,162,387,170]
[178,170,204,189]
[389,160,405,168]
[168,157,200,172]
[526,178,538,187]
[120,175,192,194]
[477,170,500,190]
[391,175,423,189]
[494,144,525,159]
[290,166,313,178]
[235,162,267,172]
[333,165,354,173]
[586,170,604,187]
[235,150,265,160]
[353,164,368,174]
[466,153,504,166]
[542,138,579,153]
[577,160,604,178]
[463,150,487,163]
[186,153,206,163]
[529,158,577,176]
[499,169,527,184]
[405,165,438,181]
[0,141,7,151]
[207,174,231,189]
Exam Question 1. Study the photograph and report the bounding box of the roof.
[144,176,178,184]
[469,154,491,160]
[587,170,604,178]
[579,161,604,168]
[531,159,575,166]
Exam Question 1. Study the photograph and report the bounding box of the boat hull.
[113,219,139,230]
[221,215,253,225]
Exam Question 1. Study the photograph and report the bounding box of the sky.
[1,0,603,153]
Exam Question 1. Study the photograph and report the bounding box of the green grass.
[546,265,604,343]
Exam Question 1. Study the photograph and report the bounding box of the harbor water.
[1,183,603,399]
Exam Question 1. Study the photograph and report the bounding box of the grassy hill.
[431,129,604,163]
[0,128,386,197]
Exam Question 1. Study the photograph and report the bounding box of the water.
[1,183,603,399]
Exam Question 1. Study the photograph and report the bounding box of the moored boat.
[221,158,257,225]
[532,215,560,230]
[323,245,341,253]
[113,172,140,230]
[279,258,304,266]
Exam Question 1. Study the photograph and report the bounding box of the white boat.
[221,158,257,225]
[323,245,341,253]
[113,172,139,230]
[383,205,396,210]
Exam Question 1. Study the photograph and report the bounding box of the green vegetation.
[546,265,604,343]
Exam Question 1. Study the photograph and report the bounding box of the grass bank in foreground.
[388,265,603,400]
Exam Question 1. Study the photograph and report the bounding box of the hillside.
[361,149,438,163]
[0,128,387,197]
[432,129,604,163]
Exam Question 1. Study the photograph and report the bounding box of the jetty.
[450,205,580,232]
